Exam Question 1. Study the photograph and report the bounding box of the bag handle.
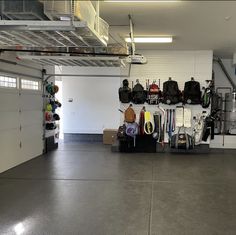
[175,126,181,149]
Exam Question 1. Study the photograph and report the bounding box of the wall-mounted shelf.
[19,55,125,67]
[0,20,107,47]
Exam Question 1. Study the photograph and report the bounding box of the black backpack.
[119,79,132,103]
[117,124,127,140]
[132,82,146,104]
[183,79,201,104]
[162,79,181,105]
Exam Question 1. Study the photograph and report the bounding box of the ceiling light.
[104,0,180,2]
[125,37,173,43]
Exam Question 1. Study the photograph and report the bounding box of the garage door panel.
[20,139,43,161]
[0,129,21,173]
[20,124,43,160]
[20,110,43,126]
[20,124,43,139]
[0,111,20,130]
[19,90,43,164]
[20,93,43,111]
[0,90,19,112]
[0,65,43,173]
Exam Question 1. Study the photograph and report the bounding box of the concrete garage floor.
[0,142,236,235]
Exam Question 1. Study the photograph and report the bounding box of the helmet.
[53,85,59,94]
[46,104,52,111]
[45,112,53,121]
[53,113,60,121]
[46,84,53,94]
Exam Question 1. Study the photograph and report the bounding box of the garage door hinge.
[20,142,22,148]
[20,125,22,131]
[19,109,21,113]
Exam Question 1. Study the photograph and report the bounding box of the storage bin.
[43,0,73,20]
[1,0,47,20]
[96,17,109,43]
[103,129,117,145]
[74,0,96,29]
[44,0,96,29]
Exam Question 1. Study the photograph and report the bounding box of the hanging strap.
[158,115,161,142]
[168,110,172,140]
[172,109,175,132]
[166,109,169,133]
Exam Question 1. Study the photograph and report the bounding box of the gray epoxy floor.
[0,142,236,235]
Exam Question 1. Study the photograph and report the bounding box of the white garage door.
[0,75,43,173]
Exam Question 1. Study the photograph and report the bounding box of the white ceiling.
[100,1,236,58]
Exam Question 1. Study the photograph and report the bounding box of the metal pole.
[0,48,129,58]
[0,58,42,72]
[44,64,132,79]
[0,68,42,80]
[129,14,135,56]
[96,1,100,33]
[44,63,131,79]
[44,74,129,78]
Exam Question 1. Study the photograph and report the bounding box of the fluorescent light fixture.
[125,37,173,43]
[105,0,180,2]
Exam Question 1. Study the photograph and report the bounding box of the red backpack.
[148,83,160,105]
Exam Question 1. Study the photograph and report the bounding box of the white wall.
[61,51,213,139]
[129,50,213,90]
[62,67,120,134]
[121,50,213,143]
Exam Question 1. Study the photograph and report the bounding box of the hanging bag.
[139,107,146,135]
[202,87,212,108]
[148,82,160,105]
[162,79,182,105]
[117,124,127,140]
[144,111,154,135]
[170,126,194,150]
[132,82,146,104]
[119,79,132,103]
[183,78,201,104]
[126,122,139,147]
[124,105,136,123]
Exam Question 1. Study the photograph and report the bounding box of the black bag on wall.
[119,79,132,103]
[183,80,201,104]
[162,79,182,105]
[132,83,146,104]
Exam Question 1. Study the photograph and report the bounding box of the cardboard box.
[103,129,117,145]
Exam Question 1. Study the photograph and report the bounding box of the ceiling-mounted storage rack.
[0,20,108,47]
[18,55,125,67]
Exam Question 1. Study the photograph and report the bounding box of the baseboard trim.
[64,134,103,142]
